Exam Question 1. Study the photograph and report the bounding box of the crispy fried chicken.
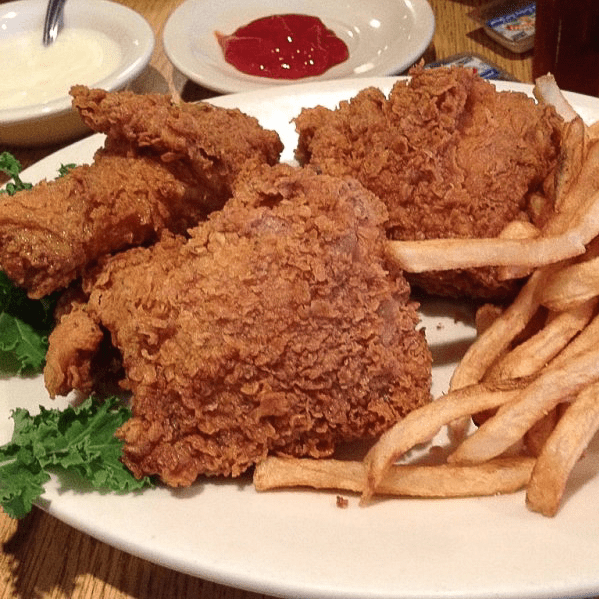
[294,66,564,298]
[0,88,282,298]
[71,85,283,196]
[44,165,432,485]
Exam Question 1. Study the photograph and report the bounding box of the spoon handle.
[43,0,67,46]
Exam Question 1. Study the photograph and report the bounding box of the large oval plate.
[2,78,599,599]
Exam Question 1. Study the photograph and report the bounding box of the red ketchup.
[215,14,349,80]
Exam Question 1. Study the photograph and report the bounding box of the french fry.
[498,220,541,241]
[474,303,504,335]
[497,220,541,281]
[547,311,599,370]
[533,73,579,122]
[485,298,598,381]
[528,191,554,229]
[361,385,521,501]
[392,81,599,514]
[524,407,560,457]
[448,346,599,465]
[449,270,545,390]
[255,457,365,494]
[546,140,599,233]
[255,456,535,498]
[526,380,599,516]
[385,232,587,274]
[540,256,599,311]
[553,116,587,212]
[449,187,599,391]
[587,120,599,142]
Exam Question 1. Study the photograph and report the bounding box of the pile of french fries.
[254,75,599,517]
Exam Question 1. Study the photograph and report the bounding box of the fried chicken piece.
[44,164,432,485]
[0,155,197,298]
[71,85,283,203]
[44,301,104,397]
[0,92,282,299]
[294,65,564,298]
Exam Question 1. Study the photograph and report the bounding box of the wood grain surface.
[0,1,547,598]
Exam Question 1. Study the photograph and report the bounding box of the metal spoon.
[43,0,67,46]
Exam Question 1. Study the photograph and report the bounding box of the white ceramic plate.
[162,0,435,93]
[0,0,154,146]
[3,78,599,599]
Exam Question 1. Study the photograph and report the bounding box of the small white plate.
[163,0,435,93]
[0,0,154,146]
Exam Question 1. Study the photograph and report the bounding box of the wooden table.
[0,1,537,598]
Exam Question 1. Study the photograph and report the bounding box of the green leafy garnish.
[0,154,149,514]
[0,151,75,192]
[0,395,153,519]
[0,272,58,374]
[0,152,33,195]
[58,162,76,177]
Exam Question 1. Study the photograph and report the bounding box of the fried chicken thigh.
[44,165,432,485]
[295,66,563,298]
[0,89,282,298]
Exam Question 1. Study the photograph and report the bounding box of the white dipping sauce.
[0,28,122,110]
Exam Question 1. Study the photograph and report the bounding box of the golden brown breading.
[71,85,283,193]
[44,165,432,485]
[72,86,283,216]
[44,302,104,397]
[0,91,283,298]
[0,155,196,298]
[294,66,564,298]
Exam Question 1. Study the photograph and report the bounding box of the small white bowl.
[0,0,155,147]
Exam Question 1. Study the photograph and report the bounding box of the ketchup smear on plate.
[215,14,349,80]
